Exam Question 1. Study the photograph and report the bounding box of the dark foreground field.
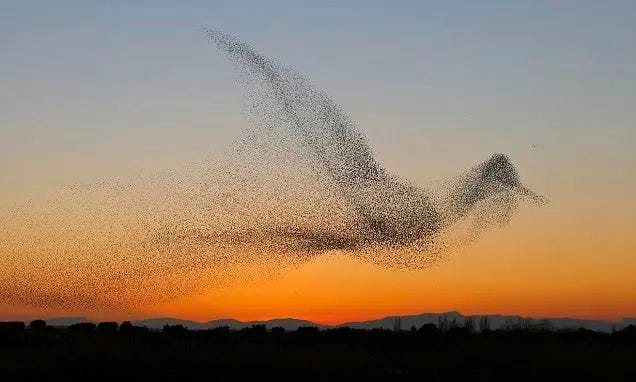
[1,321,635,381]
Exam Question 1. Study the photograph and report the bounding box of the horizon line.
[6,310,635,326]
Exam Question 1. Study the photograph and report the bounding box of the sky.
[1,0,635,323]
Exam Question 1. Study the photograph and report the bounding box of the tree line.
[1,319,635,380]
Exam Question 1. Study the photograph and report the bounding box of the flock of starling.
[0,30,543,312]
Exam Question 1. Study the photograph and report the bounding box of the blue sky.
[1,0,634,200]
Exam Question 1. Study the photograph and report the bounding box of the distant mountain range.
[37,312,636,333]
[132,317,324,331]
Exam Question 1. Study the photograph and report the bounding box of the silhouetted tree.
[97,321,118,333]
[29,319,46,330]
[393,317,402,332]
[163,324,187,336]
[119,321,134,333]
[616,324,636,340]
[0,321,25,334]
[535,319,554,332]
[502,318,518,331]
[417,323,440,337]
[464,317,474,333]
[68,322,96,333]
[271,326,286,336]
[438,316,448,332]
[479,316,491,332]
[242,324,267,335]
[210,326,230,335]
[297,326,319,335]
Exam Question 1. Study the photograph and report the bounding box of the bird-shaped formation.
[0,30,544,313]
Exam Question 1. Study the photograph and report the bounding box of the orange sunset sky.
[1,1,635,324]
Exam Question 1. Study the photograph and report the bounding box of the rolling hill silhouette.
[37,312,632,333]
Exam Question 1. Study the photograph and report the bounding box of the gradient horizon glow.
[1,0,635,324]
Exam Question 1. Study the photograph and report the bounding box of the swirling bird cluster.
[0,31,543,313]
